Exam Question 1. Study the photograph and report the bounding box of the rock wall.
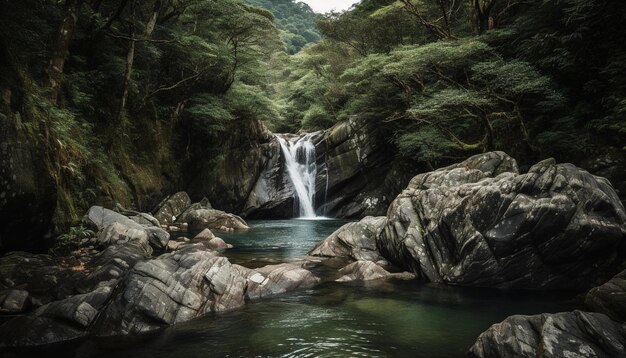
[0,93,57,253]
[311,152,626,291]
[199,117,411,219]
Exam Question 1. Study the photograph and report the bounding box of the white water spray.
[276,134,318,218]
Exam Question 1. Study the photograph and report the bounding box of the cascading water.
[276,134,318,218]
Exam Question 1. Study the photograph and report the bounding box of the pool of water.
[218,219,350,267]
[10,219,580,358]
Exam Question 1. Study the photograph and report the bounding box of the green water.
[20,220,579,357]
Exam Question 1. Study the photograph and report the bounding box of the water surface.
[14,219,579,358]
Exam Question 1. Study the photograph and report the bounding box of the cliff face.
[187,116,412,219]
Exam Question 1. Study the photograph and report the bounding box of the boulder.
[0,287,112,347]
[183,208,249,232]
[95,222,152,254]
[0,289,31,314]
[129,212,161,227]
[245,263,320,299]
[468,311,626,358]
[93,245,247,336]
[0,252,76,304]
[152,192,192,225]
[86,206,143,231]
[586,269,626,323]
[309,216,387,263]
[336,261,391,282]
[379,152,626,290]
[86,206,169,251]
[192,229,233,250]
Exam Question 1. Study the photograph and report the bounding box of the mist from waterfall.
[276,134,318,218]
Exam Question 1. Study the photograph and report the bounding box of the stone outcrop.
[309,216,387,263]
[190,117,411,219]
[468,311,626,358]
[152,192,192,225]
[378,152,626,290]
[0,110,57,254]
[183,208,249,232]
[86,206,170,251]
[0,201,317,347]
[586,269,626,323]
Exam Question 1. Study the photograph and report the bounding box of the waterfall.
[276,134,317,218]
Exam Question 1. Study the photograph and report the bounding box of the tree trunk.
[473,0,497,34]
[47,0,83,104]
[115,0,162,125]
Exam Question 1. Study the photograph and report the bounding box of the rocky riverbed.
[1,152,625,357]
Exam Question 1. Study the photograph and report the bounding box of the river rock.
[152,192,192,225]
[586,269,626,323]
[379,152,626,290]
[95,222,151,253]
[192,229,232,250]
[0,287,112,347]
[183,208,249,232]
[0,289,31,314]
[309,216,387,262]
[0,252,76,304]
[86,206,169,251]
[245,263,319,299]
[93,245,247,336]
[336,261,391,282]
[468,311,626,358]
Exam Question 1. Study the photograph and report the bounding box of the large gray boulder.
[0,289,30,314]
[0,287,112,347]
[468,311,626,358]
[309,216,387,263]
[152,192,192,225]
[183,208,249,232]
[379,152,626,290]
[86,206,169,251]
[244,263,320,299]
[586,269,626,323]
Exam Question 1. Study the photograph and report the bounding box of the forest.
[0,0,625,357]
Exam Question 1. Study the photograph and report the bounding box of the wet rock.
[309,216,387,262]
[192,229,233,250]
[586,269,626,323]
[184,208,249,232]
[0,287,112,347]
[152,192,192,225]
[187,119,274,214]
[336,261,391,282]
[379,152,626,290]
[93,245,247,336]
[0,289,30,314]
[242,136,297,219]
[245,263,319,299]
[468,311,626,358]
[0,252,76,304]
[78,241,152,292]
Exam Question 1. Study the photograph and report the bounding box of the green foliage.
[50,225,95,256]
[246,0,321,54]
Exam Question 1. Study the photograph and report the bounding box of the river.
[15,220,578,358]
